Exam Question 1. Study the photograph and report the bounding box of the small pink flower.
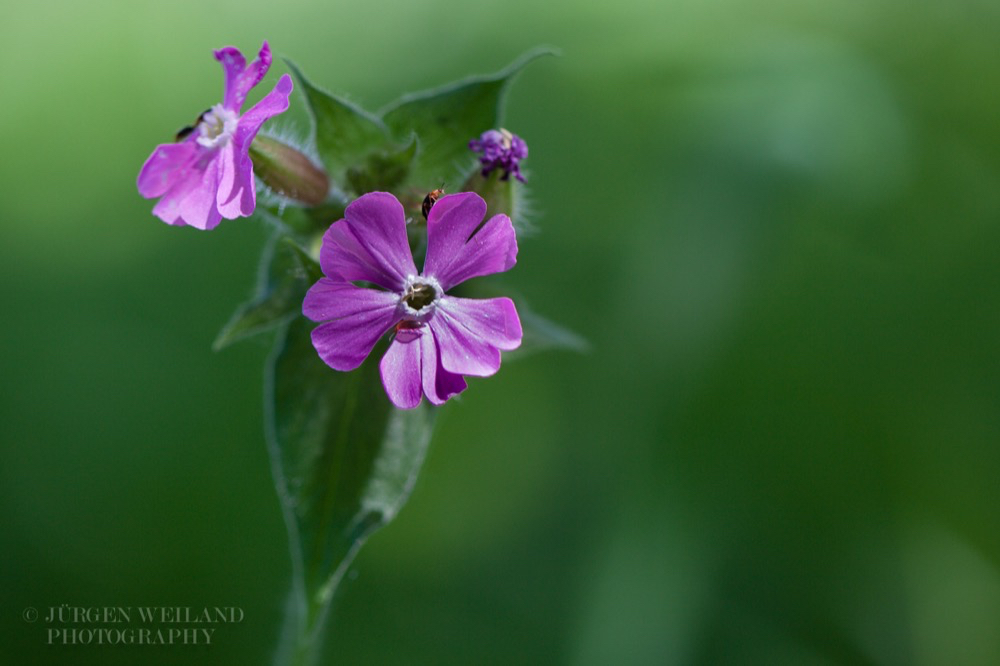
[303,191,523,409]
[137,42,293,230]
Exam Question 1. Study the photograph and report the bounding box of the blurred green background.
[3,0,1000,664]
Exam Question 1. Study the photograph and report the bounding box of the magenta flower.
[304,192,522,409]
[469,128,529,182]
[137,42,293,230]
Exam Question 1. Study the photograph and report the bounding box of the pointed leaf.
[346,135,418,194]
[213,235,322,350]
[285,60,395,192]
[254,194,347,237]
[267,317,435,654]
[379,48,554,191]
[512,302,589,357]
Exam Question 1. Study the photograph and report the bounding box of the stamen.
[196,104,239,149]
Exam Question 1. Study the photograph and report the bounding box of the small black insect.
[174,109,212,142]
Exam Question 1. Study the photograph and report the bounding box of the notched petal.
[215,41,272,111]
[318,192,416,289]
[428,212,518,290]
[429,310,502,377]
[302,278,398,322]
[309,304,397,372]
[423,192,487,277]
[151,155,224,229]
[235,74,293,154]
[439,296,522,351]
[137,142,198,198]
[380,334,424,409]
[423,331,467,404]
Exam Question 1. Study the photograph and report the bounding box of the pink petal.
[234,74,293,153]
[137,141,198,198]
[216,143,253,218]
[216,74,293,218]
[380,331,424,409]
[320,192,417,290]
[214,47,246,109]
[423,331,467,405]
[151,155,224,229]
[438,296,522,351]
[302,278,399,322]
[307,284,399,372]
[423,192,487,277]
[424,194,517,290]
[215,41,272,112]
[379,325,467,409]
[430,296,522,376]
[429,314,498,377]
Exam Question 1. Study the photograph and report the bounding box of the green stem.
[276,535,372,666]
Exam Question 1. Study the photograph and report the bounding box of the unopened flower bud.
[249,135,329,207]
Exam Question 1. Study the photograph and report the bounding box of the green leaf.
[285,60,396,193]
[267,317,435,664]
[380,48,555,192]
[513,302,589,357]
[213,235,321,351]
[255,194,346,237]
[345,135,418,195]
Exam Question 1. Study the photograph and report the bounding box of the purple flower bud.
[469,128,528,183]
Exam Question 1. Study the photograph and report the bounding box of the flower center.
[400,276,441,316]
[196,104,239,149]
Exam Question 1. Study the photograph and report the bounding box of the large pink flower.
[137,42,292,230]
[304,192,523,409]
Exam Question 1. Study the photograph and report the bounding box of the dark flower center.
[402,282,437,311]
